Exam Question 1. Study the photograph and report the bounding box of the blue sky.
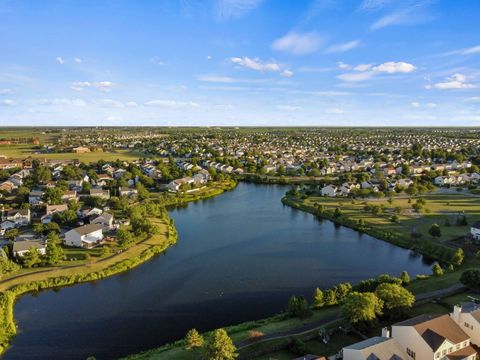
[0,0,479,126]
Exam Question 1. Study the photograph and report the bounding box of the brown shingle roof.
[72,223,103,235]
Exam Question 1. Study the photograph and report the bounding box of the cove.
[4,183,432,360]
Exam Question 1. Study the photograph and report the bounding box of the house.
[61,190,77,202]
[72,146,91,153]
[64,224,104,248]
[451,302,480,346]
[343,336,408,360]
[167,177,194,192]
[470,222,480,243]
[119,187,138,197]
[91,213,114,231]
[13,239,47,258]
[0,181,16,193]
[392,314,477,360]
[96,174,113,186]
[2,208,31,227]
[321,185,338,197]
[41,204,68,224]
[90,188,110,199]
[28,190,45,205]
[193,169,210,184]
[78,207,103,218]
[0,220,15,232]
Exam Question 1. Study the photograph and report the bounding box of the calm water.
[5,183,432,360]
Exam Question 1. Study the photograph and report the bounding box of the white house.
[451,302,480,346]
[321,185,338,197]
[470,222,480,243]
[343,336,408,360]
[119,187,138,197]
[41,204,68,224]
[64,224,104,248]
[2,208,31,227]
[91,213,114,231]
[392,314,476,360]
[13,239,47,258]
[90,188,110,199]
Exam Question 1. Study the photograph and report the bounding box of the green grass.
[0,144,147,162]
[406,270,463,294]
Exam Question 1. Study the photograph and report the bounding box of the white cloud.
[56,57,64,65]
[215,0,263,20]
[462,45,480,55]
[354,64,373,72]
[74,57,82,63]
[272,31,323,55]
[95,99,125,108]
[125,101,138,107]
[411,102,421,108]
[71,81,116,92]
[326,107,345,114]
[429,74,475,90]
[466,97,480,102]
[327,40,360,53]
[37,98,86,106]
[427,102,437,108]
[373,62,416,74]
[196,74,267,83]
[370,2,434,31]
[276,105,302,112]
[280,69,294,77]
[151,56,165,65]
[337,71,375,82]
[215,104,233,110]
[337,62,351,70]
[360,0,393,10]
[144,100,199,108]
[230,57,281,72]
[0,99,15,106]
[0,88,13,95]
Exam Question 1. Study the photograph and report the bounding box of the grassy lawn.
[301,192,480,245]
[0,217,171,292]
[406,270,463,294]
[0,144,147,162]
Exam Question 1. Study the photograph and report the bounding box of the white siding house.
[64,224,104,248]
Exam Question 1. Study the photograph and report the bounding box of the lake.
[4,182,432,360]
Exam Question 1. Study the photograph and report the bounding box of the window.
[449,347,453,353]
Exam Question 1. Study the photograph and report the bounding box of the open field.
[0,144,147,162]
[300,191,480,245]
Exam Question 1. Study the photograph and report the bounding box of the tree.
[432,263,444,277]
[184,328,204,351]
[428,223,441,237]
[451,248,464,266]
[335,283,352,302]
[288,295,311,318]
[136,182,149,201]
[22,247,42,268]
[45,233,65,265]
[312,288,324,308]
[342,292,383,324]
[375,283,415,315]
[460,269,480,290]
[205,329,237,360]
[400,271,410,286]
[323,289,338,306]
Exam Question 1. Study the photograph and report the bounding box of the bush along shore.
[0,181,238,355]
[281,194,460,265]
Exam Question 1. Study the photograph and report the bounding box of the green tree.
[323,289,338,306]
[184,328,204,351]
[22,247,42,268]
[400,271,410,286]
[45,233,65,265]
[288,295,311,318]
[432,263,444,277]
[375,283,415,314]
[428,223,441,237]
[136,182,150,201]
[335,283,352,302]
[451,248,464,266]
[460,269,480,290]
[205,329,237,360]
[342,292,383,324]
[312,288,324,308]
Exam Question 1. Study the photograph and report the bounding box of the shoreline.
[0,180,238,355]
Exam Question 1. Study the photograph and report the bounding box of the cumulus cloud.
[327,40,360,53]
[71,81,116,92]
[230,57,281,72]
[0,99,15,106]
[280,69,294,77]
[272,31,323,55]
[215,0,264,20]
[196,74,267,83]
[56,57,64,65]
[411,102,421,108]
[144,100,199,108]
[338,61,416,82]
[428,74,475,90]
[337,62,351,70]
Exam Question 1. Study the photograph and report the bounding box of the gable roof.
[71,223,103,235]
[344,337,408,360]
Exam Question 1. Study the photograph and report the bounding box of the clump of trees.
[183,328,237,359]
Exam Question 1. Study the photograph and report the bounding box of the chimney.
[381,327,391,338]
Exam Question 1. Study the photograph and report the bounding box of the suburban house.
[61,190,78,202]
[119,187,138,197]
[321,184,339,197]
[167,177,194,192]
[392,314,477,360]
[13,239,47,258]
[451,302,480,346]
[64,224,104,248]
[470,222,480,243]
[343,336,408,360]
[90,188,110,199]
[28,190,45,205]
[41,204,69,224]
[2,208,31,227]
[0,180,17,193]
[91,212,114,231]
